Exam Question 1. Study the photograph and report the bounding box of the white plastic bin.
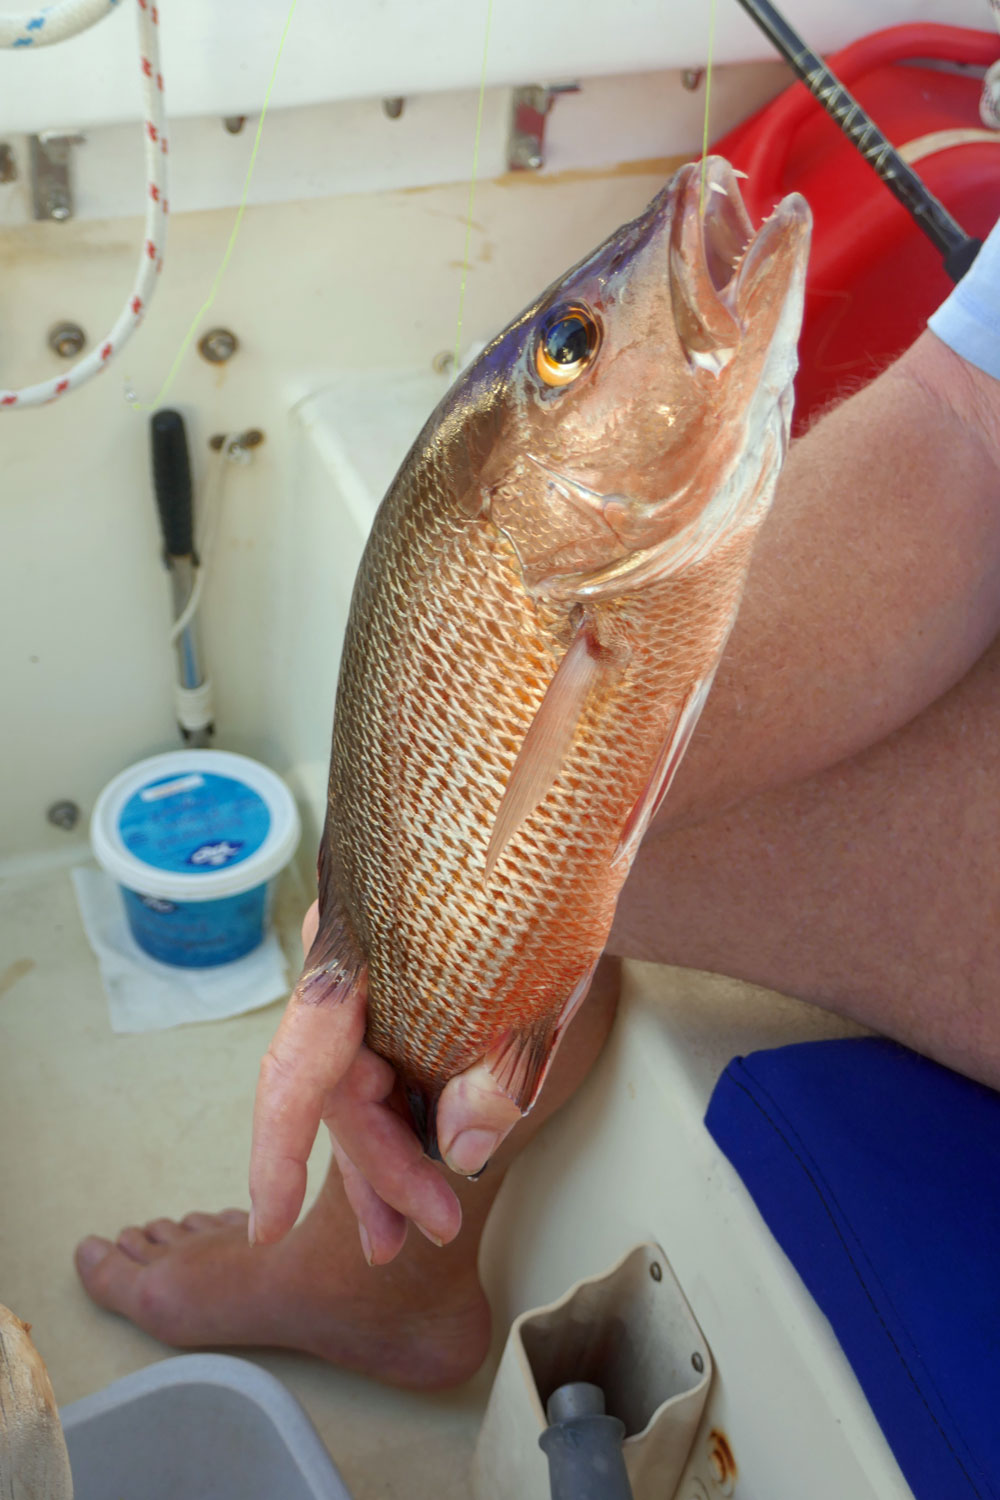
[60,1355,353,1500]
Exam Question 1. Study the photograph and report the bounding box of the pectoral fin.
[485,623,612,880]
[612,673,716,870]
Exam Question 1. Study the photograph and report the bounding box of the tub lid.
[91,750,301,901]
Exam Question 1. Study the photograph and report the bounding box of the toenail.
[358,1223,374,1265]
[442,1129,501,1176]
[76,1236,114,1273]
[416,1224,445,1248]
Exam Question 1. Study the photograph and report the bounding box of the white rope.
[0,0,120,48]
[984,1,1000,130]
[0,0,168,409]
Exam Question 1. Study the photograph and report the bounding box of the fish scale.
[308,159,811,1152]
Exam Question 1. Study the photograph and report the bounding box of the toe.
[116,1225,167,1263]
[218,1208,249,1227]
[144,1217,191,1245]
[75,1236,145,1312]
[181,1211,226,1232]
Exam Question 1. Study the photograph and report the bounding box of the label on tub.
[118,772,271,875]
[122,884,269,966]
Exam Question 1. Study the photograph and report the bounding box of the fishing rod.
[732,0,982,282]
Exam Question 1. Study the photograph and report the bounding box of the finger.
[325,1050,462,1245]
[436,1060,524,1177]
[249,965,368,1246]
[301,900,319,954]
[330,1138,408,1266]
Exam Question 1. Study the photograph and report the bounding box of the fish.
[302,156,811,1156]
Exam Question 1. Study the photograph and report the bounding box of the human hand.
[248,902,522,1263]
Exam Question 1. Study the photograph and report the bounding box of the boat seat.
[706,1037,1000,1500]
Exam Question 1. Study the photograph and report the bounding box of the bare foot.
[73,958,621,1388]
[74,1167,491,1391]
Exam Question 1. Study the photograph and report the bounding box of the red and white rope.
[0,0,121,49]
[0,0,168,409]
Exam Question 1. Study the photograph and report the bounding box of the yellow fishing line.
[453,0,495,371]
[132,0,300,412]
[699,0,718,214]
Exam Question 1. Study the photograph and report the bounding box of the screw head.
[223,115,247,134]
[382,96,405,119]
[48,322,86,359]
[198,328,239,364]
[47,799,81,831]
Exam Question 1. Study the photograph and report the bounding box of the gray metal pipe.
[538,1383,634,1500]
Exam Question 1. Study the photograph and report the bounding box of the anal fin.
[484,958,600,1115]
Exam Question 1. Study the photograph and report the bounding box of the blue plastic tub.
[91,750,300,968]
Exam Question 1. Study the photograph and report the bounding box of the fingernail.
[247,1207,256,1247]
[443,1129,501,1176]
[416,1224,445,1248]
[359,1223,374,1265]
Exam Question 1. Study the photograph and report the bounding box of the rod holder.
[472,1243,712,1500]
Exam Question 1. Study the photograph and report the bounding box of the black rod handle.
[150,408,195,560]
[731,0,981,281]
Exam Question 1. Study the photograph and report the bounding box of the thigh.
[610,633,1000,1088]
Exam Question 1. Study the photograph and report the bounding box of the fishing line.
[131,0,300,411]
[453,0,495,371]
[699,0,718,214]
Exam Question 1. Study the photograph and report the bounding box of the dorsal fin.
[484,623,611,880]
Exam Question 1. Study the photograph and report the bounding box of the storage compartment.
[473,1242,711,1500]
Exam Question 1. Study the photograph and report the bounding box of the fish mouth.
[667,155,799,363]
[696,157,756,299]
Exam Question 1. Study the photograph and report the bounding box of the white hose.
[0,0,168,408]
[0,0,119,49]
[168,438,236,646]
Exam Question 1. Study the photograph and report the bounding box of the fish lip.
[733,188,812,299]
[692,157,757,303]
[667,157,755,359]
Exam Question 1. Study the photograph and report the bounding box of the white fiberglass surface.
[0,0,989,132]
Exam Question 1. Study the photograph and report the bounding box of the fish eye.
[535,305,601,387]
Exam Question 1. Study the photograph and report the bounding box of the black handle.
[150,408,195,560]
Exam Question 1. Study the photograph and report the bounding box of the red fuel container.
[713,24,1000,433]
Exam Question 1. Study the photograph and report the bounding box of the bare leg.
[612,631,1000,1089]
[74,958,620,1387]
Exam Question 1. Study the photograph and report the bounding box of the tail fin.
[405,1084,442,1161]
